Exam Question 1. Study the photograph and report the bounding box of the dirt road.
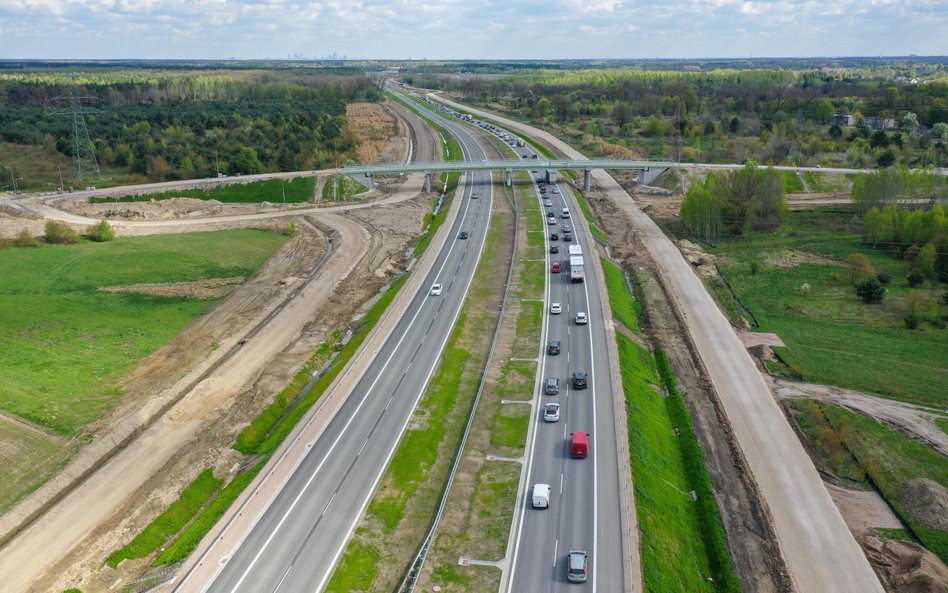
[771,377,948,456]
[0,100,443,592]
[432,94,886,593]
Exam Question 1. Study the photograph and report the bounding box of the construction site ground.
[582,178,947,593]
[0,99,444,592]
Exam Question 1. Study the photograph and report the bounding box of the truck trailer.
[569,255,585,283]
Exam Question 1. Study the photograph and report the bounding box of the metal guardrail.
[398,158,521,593]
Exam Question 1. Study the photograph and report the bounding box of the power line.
[51,89,100,179]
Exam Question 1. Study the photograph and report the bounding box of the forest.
[0,65,382,188]
[426,62,948,168]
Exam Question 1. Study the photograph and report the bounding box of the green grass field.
[601,258,640,333]
[790,400,948,563]
[706,210,947,407]
[321,174,367,201]
[0,229,289,436]
[90,177,316,204]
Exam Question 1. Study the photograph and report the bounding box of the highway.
[504,155,624,592]
[411,91,629,592]
[432,93,886,593]
[198,105,498,593]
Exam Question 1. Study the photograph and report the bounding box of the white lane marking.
[322,492,336,516]
[560,473,564,494]
[225,156,482,593]
[313,118,496,593]
[553,539,559,567]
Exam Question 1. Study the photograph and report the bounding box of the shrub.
[876,271,892,286]
[0,235,11,249]
[843,253,875,285]
[87,220,116,242]
[904,313,920,329]
[749,260,762,275]
[907,269,925,288]
[799,282,812,295]
[44,220,79,244]
[855,278,885,303]
[13,228,39,247]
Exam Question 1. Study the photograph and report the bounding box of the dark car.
[547,340,561,355]
[458,230,469,239]
[572,371,588,389]
[550,232,559,241]
[562,232,572,242]
[549,245,559,254]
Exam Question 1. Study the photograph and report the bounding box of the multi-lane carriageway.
[186,91,628,593]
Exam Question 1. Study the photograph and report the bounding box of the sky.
[0,0,946,60]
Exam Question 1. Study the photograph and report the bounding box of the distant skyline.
[1,0,946,61]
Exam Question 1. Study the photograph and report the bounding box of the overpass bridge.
[343,159,945,193]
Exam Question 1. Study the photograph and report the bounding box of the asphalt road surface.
[430,94,886,593]
[199,100,497,593]
[410,93,628,593]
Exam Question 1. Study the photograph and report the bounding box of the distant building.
[832,114,855,127]
[862,116,897,131]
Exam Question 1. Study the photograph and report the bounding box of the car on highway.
[547,340,561,355]
[562,232,572,242]
[572,371,588,389]
[531,154,538,159]
[575,311,588,325]
[549,245,559,254]
[550,232,559,241]
[543,402,560,422]
[532,483,551,508]
[547,216,557,225]
[429,283,443,296]
[551,262,561,273]
[472,191,479,199]
[550,302,562,314]
[553,187,561,194]
[544,199,553,207]
[567,550,588,582]
[458,230,469,239]
[545,377,560,395]
[562,225,572,233]
[546,209,555,218]
[561,207,570,217]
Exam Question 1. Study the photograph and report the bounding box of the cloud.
[0,0,944,59]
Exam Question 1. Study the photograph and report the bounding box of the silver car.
[543,402,560,422]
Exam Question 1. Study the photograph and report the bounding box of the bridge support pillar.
[364,173,375,189]
[505,169,512,186]
[424,172,432,193]
[583,169,591,192]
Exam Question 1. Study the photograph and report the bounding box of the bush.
[13,228,39,247]
[855,278,885,303]
[904,313,920,329]
[87,220,116,242]
[0,235,11,249]
[907,269,925,288]
[749,260,762,275]
[877,271,892,286]
[44,220,79,244]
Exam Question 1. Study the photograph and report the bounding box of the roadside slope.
[430,94,885,593]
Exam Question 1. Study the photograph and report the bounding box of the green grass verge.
[326,196,510,593]
[654,351,741,592]
[778,171,805,193]
[569,187,607,244]
[705,209,947,407]
[322,174,368,201]
[789,400,948,563]
[0,229,289,435]
[90,177,316,204]
[107,469,223,568]
[154,460,266,565]
[490,406,530,451]
[601,258,640,333]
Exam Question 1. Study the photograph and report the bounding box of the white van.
[561,208,570,218]
[532,483,551,509]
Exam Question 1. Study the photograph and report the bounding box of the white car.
[553,187,560,194]
[551,303,562,315]
[543,403,560,422]
[429,283,443,296]
[544,199,553,207]
[547,216,557,225]
[575,311,588,325]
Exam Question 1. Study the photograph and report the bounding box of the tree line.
[0,66,381,183]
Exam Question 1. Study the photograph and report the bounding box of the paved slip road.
[431,93,885,593]
[197,101,498,593]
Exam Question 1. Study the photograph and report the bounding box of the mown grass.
[790,400,948,563]
[321,174,368,201]
[569,187,608,244]
[601,258,640,333]
[90,177,315,204]
[326,194,510,593]
[0,421,77,515]
[706,209,947,407]
[155,460,266,565]
[0,229,289,435]
[107,469,223,568]
[490,406,530,451]
[778,170,805,193]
